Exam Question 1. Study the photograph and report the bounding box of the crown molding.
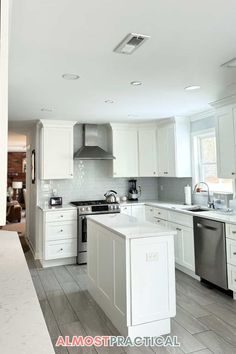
[210,94,236,108]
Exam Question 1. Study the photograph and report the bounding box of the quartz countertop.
[38,203,77,212]
[87,213,176,239]
[0,231,55,354]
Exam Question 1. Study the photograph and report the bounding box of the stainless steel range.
[70,200,120,264]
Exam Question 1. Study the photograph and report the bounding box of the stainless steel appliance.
[193,216,228,290]
[70,200,120,264]
[104,190,117,203]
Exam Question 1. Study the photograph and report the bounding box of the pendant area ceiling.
[9,0,236,123]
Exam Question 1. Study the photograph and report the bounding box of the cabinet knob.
[164,172,168,175]
[60,248,63,251]
[233,252,236,255]
[60,229,63,232]
[176,227,182,231]
[153,172,156,175]
[232,172,235,175]
[232,231,236,234]
[60,215,64,217]
[158,212,161,215]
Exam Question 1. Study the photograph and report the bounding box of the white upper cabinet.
[39,120,76,180]
[215,106,236,178]
[157,118,191,177]
[111,126,139,177]
[138,127,157,177]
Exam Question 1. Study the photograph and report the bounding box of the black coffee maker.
[128,179,139,201]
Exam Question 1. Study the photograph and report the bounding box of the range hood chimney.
[74,124,115,160]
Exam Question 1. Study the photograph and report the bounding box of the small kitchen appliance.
[70,200,120,264]
[104,190,117,203]
[128,179,139,201]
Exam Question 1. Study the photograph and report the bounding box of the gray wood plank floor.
[25,251,236,354]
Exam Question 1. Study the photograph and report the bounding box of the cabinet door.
[138,128,157,176]
[113,129,138,177]
[168,222,182,265]
[145,205,155,222]
[216,107,236,178]
[157,124,176,177]
[120,205,132,216]
[41,126,74,179]
[131,205,146,221]
[181,226,195,271]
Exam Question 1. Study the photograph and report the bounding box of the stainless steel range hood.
[74,124,115,160]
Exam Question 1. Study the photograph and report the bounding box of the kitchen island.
[87,213,176,339]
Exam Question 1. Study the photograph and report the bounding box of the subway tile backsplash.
[158,177,192,204]
[38,160,159,205]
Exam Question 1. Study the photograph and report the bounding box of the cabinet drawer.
[45,221,77,241]
[168,211,193,228]
[120,205,132,216]
[45,209,77,222]
[45,239,77,260]
[227,264,236,291]
[154,207,168,220]
[145,206,155,222]
[227,238,236,266]
[226,223,236,240]
[153,217,167,228]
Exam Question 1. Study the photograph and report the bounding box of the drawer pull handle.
[60,229,63,232]
[158,212,161,215]
[233,252,236,255]
[232,231,236,234]
[60,248,63,251]
[176,227,182,231]
[60,215,64,218]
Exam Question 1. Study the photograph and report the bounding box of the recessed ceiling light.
[184,85,201,91]
[62,73,80,80]
[130,81,142,86]
[41,108,52,112]
[104,99,114,104]
[221,57,236,68]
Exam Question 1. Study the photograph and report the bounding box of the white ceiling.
[9,0,236,123]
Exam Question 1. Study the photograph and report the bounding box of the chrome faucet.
[193,182,215,209]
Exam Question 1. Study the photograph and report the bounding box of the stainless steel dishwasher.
[193,216,228,290]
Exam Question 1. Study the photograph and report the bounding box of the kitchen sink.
[183,207,211,212]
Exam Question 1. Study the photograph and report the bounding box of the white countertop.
[38,203,77,211]
[0,231,55,354]
[87,213,176,239]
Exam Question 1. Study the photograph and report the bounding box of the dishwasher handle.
[197,223,218,231]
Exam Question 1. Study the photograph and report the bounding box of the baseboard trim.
[175,264,200,280]
[40,257,77,268]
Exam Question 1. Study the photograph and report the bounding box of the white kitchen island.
[87,213,176,339]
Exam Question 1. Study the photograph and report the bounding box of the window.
[192,129,233,192]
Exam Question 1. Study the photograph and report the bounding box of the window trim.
[191,128,216,188]
[191,128,234,194]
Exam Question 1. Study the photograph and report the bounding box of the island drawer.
[168,211,193,228]
[45,210,77,222]
[45,239,77,260]
[45,221,77,241]
[226,223,236,240]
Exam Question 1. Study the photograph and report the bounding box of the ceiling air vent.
[114,33,150,55]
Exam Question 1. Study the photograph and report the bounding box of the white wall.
[0,0,9,226]
[26,125,40,257]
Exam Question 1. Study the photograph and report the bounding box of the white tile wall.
[38,160,158,204]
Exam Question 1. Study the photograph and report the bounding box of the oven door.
[78,215,87,254]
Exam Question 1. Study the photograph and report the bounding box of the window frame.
[191,128,234,194]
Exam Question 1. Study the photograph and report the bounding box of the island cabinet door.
[130,236,176,326]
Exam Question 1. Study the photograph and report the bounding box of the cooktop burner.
[70,200,118,207]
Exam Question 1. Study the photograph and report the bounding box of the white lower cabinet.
[145,205,195,273]
[120,204,145,221]
[226,223,236,293]
[168,222,195,271]
[39,208,77,266]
